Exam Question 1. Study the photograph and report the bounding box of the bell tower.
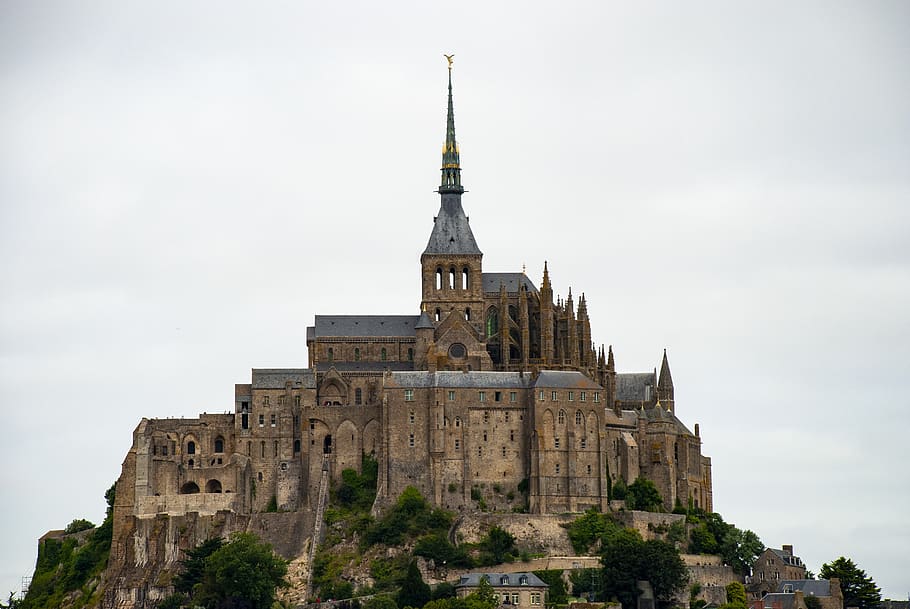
[420,57,484,332]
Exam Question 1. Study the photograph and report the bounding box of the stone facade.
[106,67,714,607]
[749,546,808,599]
[455,572,549,609]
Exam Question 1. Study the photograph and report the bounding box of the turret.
[540,262,554,365]
[657,348,675,412]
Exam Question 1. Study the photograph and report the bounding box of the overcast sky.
[1,0,908,601]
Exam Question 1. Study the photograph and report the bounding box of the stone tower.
[420,63,485,334]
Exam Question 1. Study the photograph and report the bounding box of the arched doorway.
[205,479,222,493]
[180,481,200,494]
[323,435,332,454]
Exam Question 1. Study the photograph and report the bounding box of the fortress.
[110,65,712,575]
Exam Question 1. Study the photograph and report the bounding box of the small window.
[464,308,471,321]
[327,347,334,362]
[512,594,519,605]
[483,432,487,442]
[355,388,363,405]
[594,391,600,402]
[483,411,490,424]
[454,439,460,450]
[436,268,443,290]
[381,347,387,361]
[580,391,586,402]
[274,441,278,457]
[435,308,441,322]
[531,593,541,605]
[494,391,502,402]
[586,464,592,474]
[270,414,276,427]
[575,411,583,425]
[555,463,561,474]
[510,430,515,441]
[409,411,415,424]
[258,471,263,482]
[259,414,265,427]
[404,389,414,402]
[455,417,461,427]
[509,391,517,403]
[552,391,558,401]
[263,396,270,406]
[568,391,574,402]
[354,348,361,361]
[294,439,301,453]
[278,395,285,406]
[504,411,511,422]
[260,441,265,458]
[187,441,196,455]
[539,390,545,400]
[558,410,566,425]
[409,434,415,447]
[214,437,224,453]
[477,446,482,457]
[448,390,456,401]
[479,391,486,402]
[554,437,560,448]
[501,446,506,457]
[408,347,414,361]
[581,438,587,449]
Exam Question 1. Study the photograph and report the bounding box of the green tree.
[363,596,398,609]
[724,582,747,608]
[195,532,288,609]
[533,570,568,605]
[64,519,95,534]
[481,526,516,564]
[174,537,224,595]
[626,478,664,512]
[601,528,687,609]
[819,557,881,609]
[397,560,431,609]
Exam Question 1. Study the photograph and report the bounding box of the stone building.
[749,546,808,598]
[111,64,712,541]
[455,573,549,609]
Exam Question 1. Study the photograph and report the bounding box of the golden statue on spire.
[444,54,454,69]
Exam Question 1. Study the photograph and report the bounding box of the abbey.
[115,66,712,529]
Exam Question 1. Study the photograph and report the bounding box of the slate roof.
[639,404,693,435]
[760,594,796,609]
[482,272,539,294]
[778,581,831,596]
[388,371,532,389]
[310,315,419,338]
[251,369,316,389]
[423,194,482,255]
[533,370,602,389]
[455,572,548,589]
[615,372,656,401]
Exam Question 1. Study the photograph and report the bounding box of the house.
[455,573,549,609]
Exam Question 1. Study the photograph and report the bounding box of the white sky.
[1,0,908,600]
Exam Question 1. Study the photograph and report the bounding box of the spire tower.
[439,56,463,194]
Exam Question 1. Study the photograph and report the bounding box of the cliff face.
[101,445,315,609]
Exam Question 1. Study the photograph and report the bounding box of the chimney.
[782,545,793,556]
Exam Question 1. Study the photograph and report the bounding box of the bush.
[64,519,95,535]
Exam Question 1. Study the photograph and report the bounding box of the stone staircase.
[305,455,331,600]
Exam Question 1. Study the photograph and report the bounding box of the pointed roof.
[658,348,673,389]
[423,59,481,256]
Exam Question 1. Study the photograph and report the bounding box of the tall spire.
[439,55,463,194]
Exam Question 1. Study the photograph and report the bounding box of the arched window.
[449,268,456,289]
[354,348,361,361]
[407,347,414,361]
[257,471,263,482]
[435,308,441,322]
[486,308,499,337]
[205,479,222,493]
[462,268,469,289]
[575,411,582,425]
[355,388,363,405]
[214,437,224,453]
[558,410,566,425]
[380,347,387,361]
[180,482,200,494]
[455,416,461,427]
[436,268,443,290]
[188,459,194,468]
[465,307,471,321]
[187,441,196,455]
[327,347,334,363]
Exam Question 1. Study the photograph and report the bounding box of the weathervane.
[444,54,454,69]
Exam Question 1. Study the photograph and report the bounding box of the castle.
[113,64,712,532]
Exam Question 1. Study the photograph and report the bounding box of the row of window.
[327,347,413,362]
[156,438,224,457]
[402,389,600,404]
[256,396,302,407]
[434,267,471,291]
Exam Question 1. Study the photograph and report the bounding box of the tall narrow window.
[408,347,414,361]
[462,267,469,289]
[435,308,441,322]
[436,268,443,290]
[354,348,361,361]
[327,347,334,363]
[355,388,363,405]
[381,347,387,361]
[465,307,471,321]
[449,268,456,289]
[294,439,301,453]
[274,441,279,457]
[214,437,224,453]
[575,411,583,425]
[260,441,265,458]
[558,410,566,425]
[187,441,196,455]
